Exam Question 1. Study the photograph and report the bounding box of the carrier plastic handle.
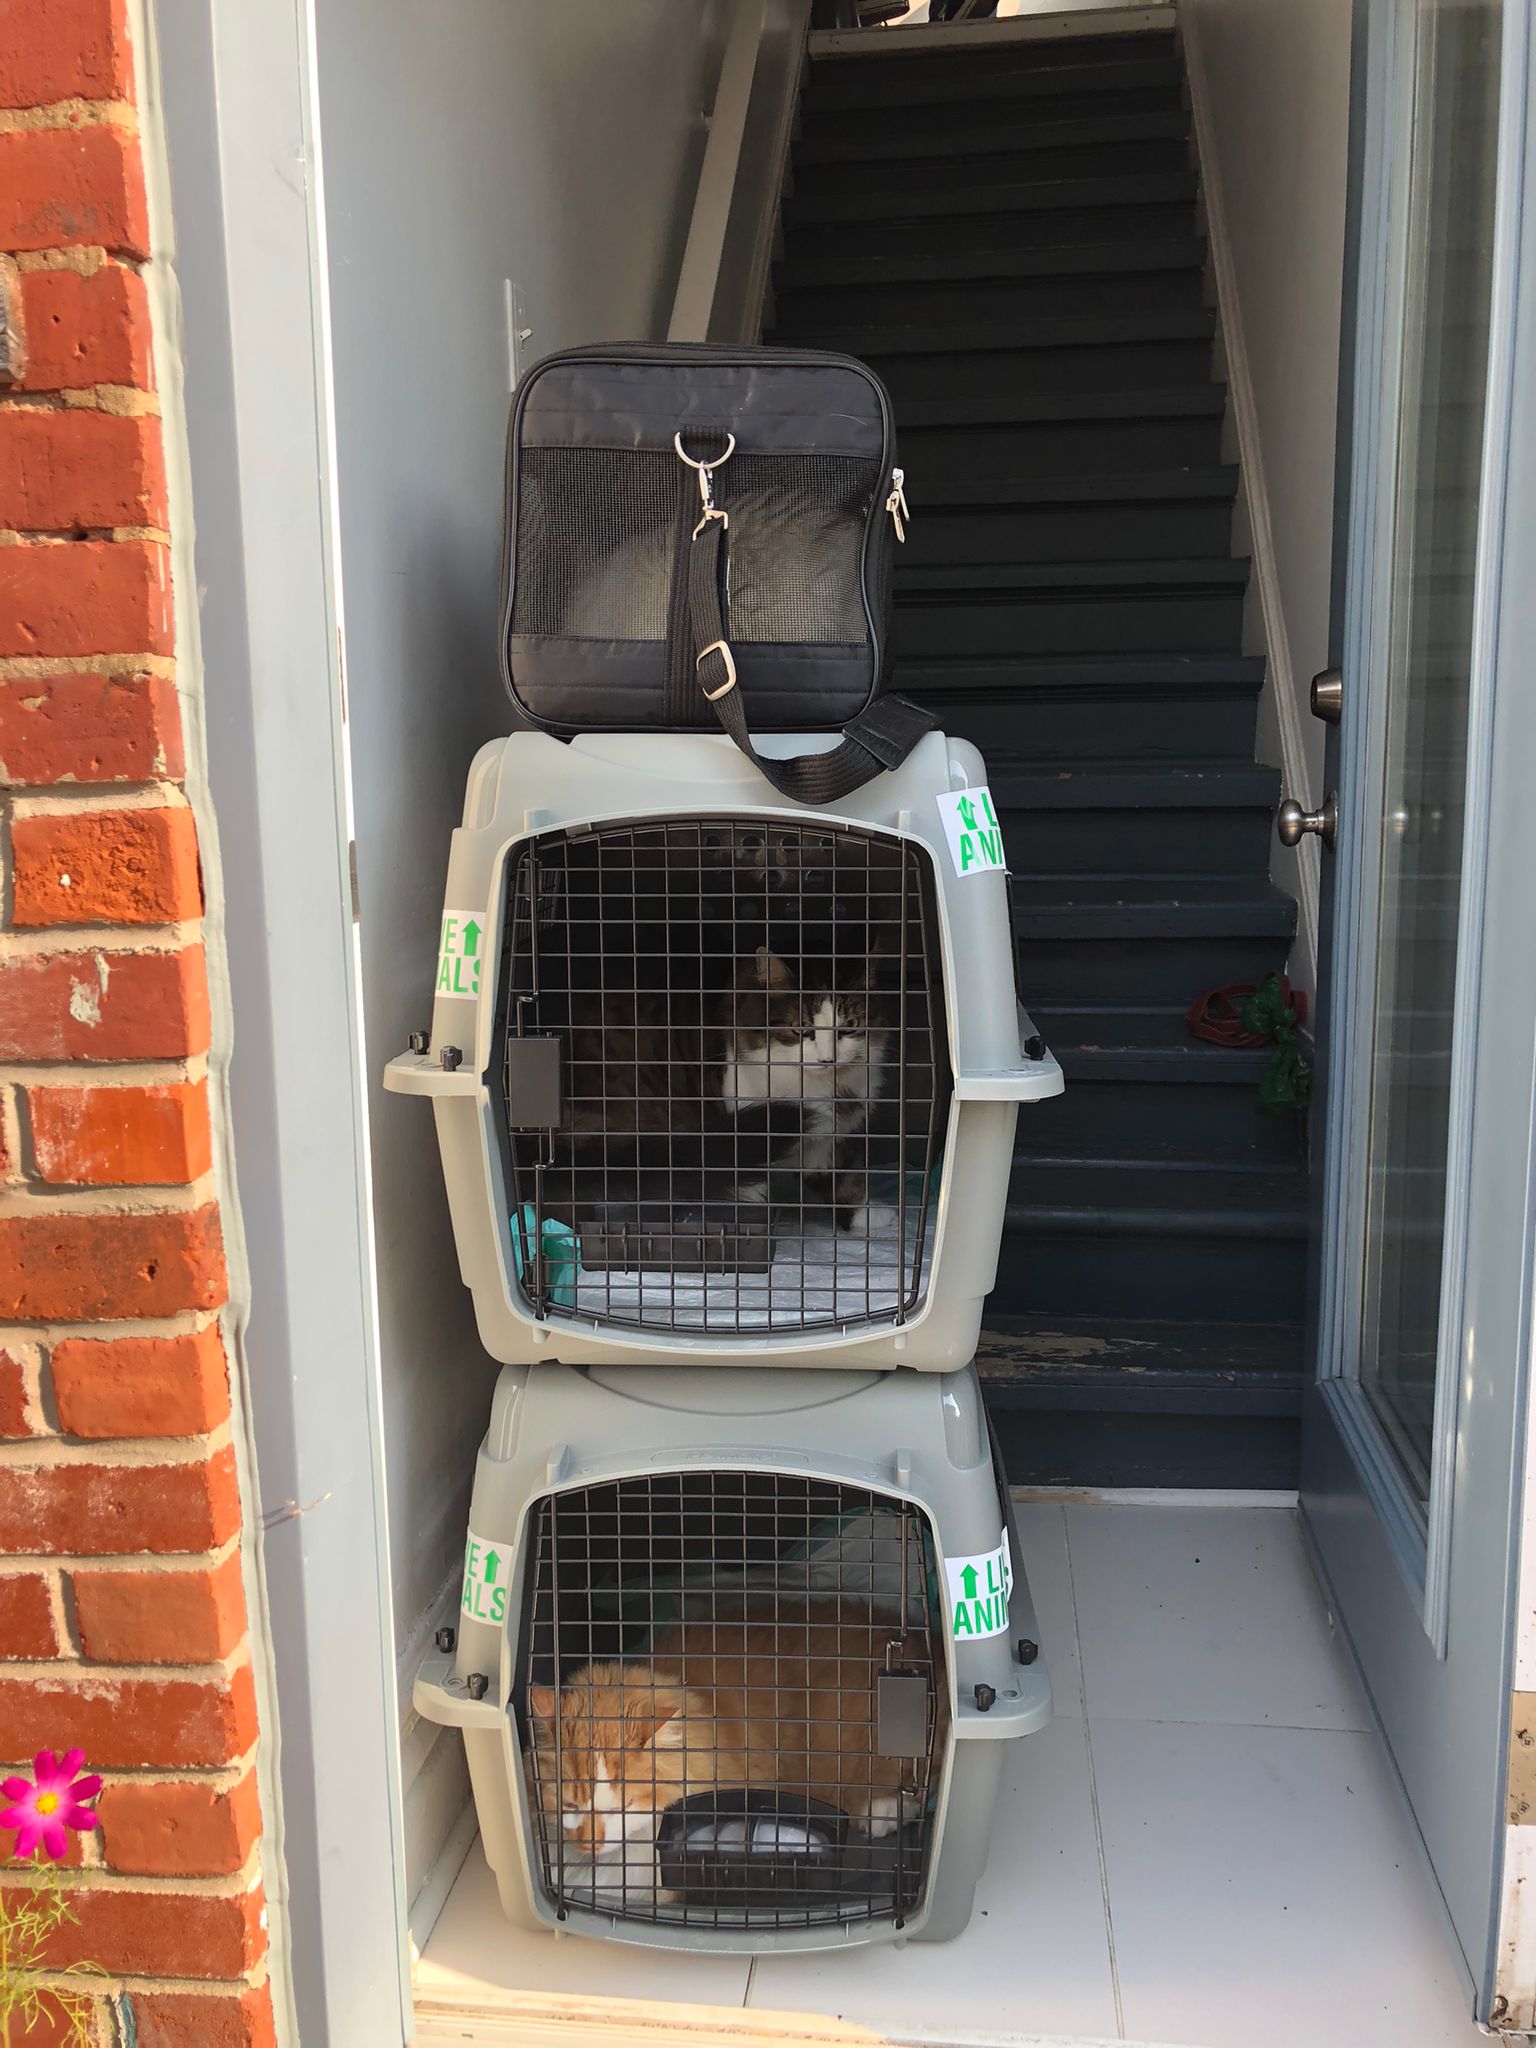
[383,1049,479,1098]
[952,1008,1064,1104]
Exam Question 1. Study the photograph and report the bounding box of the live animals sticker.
[936,787,1006,878]
[461,1530,514,1626]
[437,909,485,1002]
[945,1528,1013,1640]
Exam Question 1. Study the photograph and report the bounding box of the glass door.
[1300,0,1536,2016]
[1323,0,1503,1592]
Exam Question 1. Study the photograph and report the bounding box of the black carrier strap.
[688,515,933,806]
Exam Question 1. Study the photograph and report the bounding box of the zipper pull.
[886,467,910,542]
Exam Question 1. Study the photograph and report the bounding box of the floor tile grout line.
[1063,1505,1126,2042]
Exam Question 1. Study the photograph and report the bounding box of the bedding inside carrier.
[496,817,950,1337]
[516,1471,947,1932]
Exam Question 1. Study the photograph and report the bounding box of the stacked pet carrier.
[386,346,1063,1953]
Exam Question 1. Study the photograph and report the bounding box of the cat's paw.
[862,1792,904,1839]
[845,1203,897,1238]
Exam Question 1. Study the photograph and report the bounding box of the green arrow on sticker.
[959,1564,979,1600]
[462,920,481,957]
[483,1549,498,1584]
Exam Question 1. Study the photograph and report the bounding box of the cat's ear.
[755,947,792,989]
[622,1682,691,1748]
[528,1684,558,1723]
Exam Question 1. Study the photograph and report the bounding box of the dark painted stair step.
[899,655,1266,763]
[979,1312,1303,1405]
[979,1315,1303,1488]
[1013,1005,1302,1164]
[789,203,1200,271]
[992,1162,1308,1323]
[774,302,1212,357]
[887,377,1223,426]
[895,583,1247,660]
[791,135,1193,205]
[904,467,1237,566]
[1014,874,1296,941]
[805,39,1182,115]
[991,759,1279,872]
[1015,876,1295,1005]
[897,556,1250,596]
[898,398,1223,480]
[784,167,1197,229]
[778,234,1205,292]
[775,266,1206,333]
[795,95,1189,167]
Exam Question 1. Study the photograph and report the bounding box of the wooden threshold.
[411,1985,1127,2048]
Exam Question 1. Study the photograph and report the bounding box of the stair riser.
[776,269,1206,332]
[899,415,1225,476]
[798,89,1188,166]
[780,241,1203,292]
[895,590,1247,659]
[791,136,1193,202]
[785,171,1195,229]
[1019,934,1292,1006]
[1002,804,1275,873]
[793,203,1199,266]
[989,1226,1306,1322]
[806,51,1184,115]
[989,1407,1300,1489]
[902,499,1234,566]
[907,690,1263,763]
[1016,1081,1305,1165]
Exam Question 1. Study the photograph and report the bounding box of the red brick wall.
[0,4,277,2042]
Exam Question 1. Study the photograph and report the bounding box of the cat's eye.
[741,834,762,852]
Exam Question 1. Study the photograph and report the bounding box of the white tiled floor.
[414,1503,1487,2047]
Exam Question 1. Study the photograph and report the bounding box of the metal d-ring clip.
[674,429,736,537]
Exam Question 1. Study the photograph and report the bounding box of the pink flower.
[1,1749,102,1862]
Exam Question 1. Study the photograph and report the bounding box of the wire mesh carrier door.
[520,1472,948,1933]
[497,816,950,1336]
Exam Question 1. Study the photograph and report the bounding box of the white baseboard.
[1179,5,1321,999]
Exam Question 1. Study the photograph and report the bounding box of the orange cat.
[528,1599,938,1859]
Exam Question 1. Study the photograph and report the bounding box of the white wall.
[312,0,729,1908]
[1182,0,1352,995]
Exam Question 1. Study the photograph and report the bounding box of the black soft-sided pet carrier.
[500,342,931,802]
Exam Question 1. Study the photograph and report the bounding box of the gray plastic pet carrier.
[383,727,1061,1369]
[415,1359,1049,1952]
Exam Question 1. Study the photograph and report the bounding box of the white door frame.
[150,0,410,2039]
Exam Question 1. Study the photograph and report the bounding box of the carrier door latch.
[876,1669,930,1759]
[505,1034,562,1130]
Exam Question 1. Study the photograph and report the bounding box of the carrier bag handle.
[687,512,933,805]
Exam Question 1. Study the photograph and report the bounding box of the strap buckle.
[696,639,737,702]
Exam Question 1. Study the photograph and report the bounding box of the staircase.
[767,15,1307,1487]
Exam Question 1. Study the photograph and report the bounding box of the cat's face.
[719,949,888,1107]
[528,1664,694,1854]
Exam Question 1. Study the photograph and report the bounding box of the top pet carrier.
[498,343,933,803]
[384,726,1061,1369]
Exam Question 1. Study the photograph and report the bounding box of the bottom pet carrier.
[415,1358,1050,1953]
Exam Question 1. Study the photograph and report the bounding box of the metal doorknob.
[1276,792,1339,851]
[1310,667,1343,724]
